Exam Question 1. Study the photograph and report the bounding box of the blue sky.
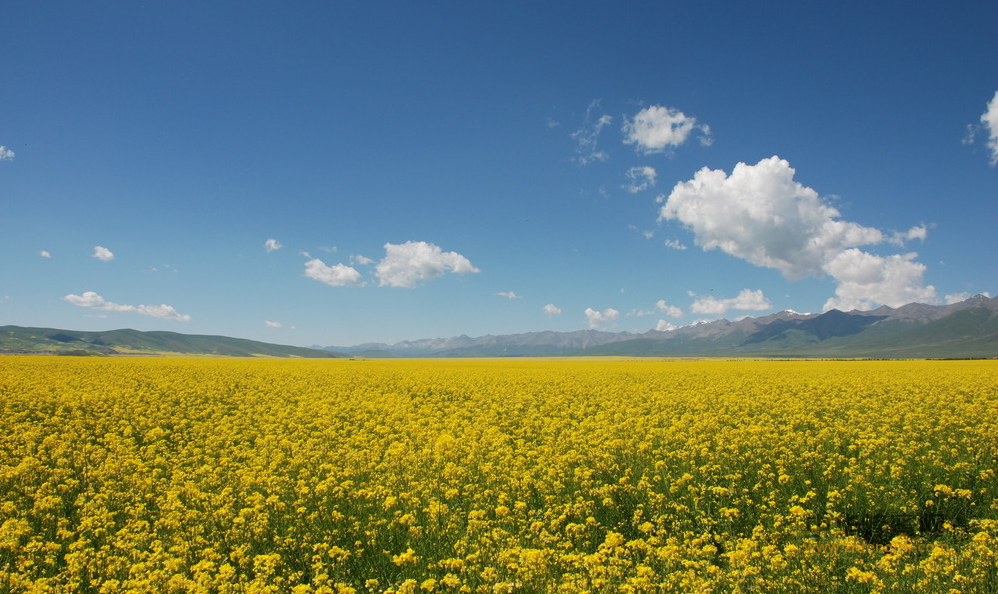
[2,1,996,347]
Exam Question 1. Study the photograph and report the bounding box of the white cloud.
[350,254,374,266]
[624,166,657,193]
[690,289,772,317]
[982,91,998,166]
[571,100,613,165]
[655,299,683,318]
[822,250,937,311]
[888,224,928,246]
[304,258,365,287]
[945,291,990,304]
[63,291,191,322]
[0,146,13,161]
[663,238,687,250]
[92,246,114,262]
[264,238,283,252]
[375,241,479,288]
[40,250,51,258]
[584,307,620,328]
[655,319,678,332]
[660,156,936,310]
[628,300,683,319]
[543,303,562,317]
[495,291,521,299]
[264,320,282,328]
[622,105,711,154]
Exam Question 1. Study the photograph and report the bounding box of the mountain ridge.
[321,294,998,358]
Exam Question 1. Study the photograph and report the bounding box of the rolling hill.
[0,326,344,358]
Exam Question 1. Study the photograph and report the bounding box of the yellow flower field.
[1,356,996,593]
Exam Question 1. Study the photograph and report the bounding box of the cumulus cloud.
[571,100,613,165]
[584,307,620,328]
[543,304,562,317]
[623,105,712,154]
[822,250,936,311]
[659,156,936,311]
[304,258,365,287]
[655,319,678,332]
[63,291,191,321]
[92,246,114,262]
[983,91,998,166]
[375,241,479,288]
[350,254,374,266]
[264,238,283,252]
[40,250,51,258]
[689,289,772,317]
[0,146,13,161]
[495,291,521,299]
[624,166,657,193]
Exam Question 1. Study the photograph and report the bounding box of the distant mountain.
[322,294,998,358]
[0,326,344,358]
[4,295,994,359]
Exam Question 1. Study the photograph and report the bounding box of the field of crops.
[1,356,997,593]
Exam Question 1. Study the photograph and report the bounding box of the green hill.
[0,326,344,358]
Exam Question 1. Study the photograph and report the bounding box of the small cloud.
[584,307,620,329]
[92,246,114,262]
[304,259,365,287]
[495,291,522,299]
[40,250,51,258]
[655,319,677,332]
[375,241,479,288]
[623,166,657,193]
[0,146,14,161]
[888,224,928,246]
[63,291,191,321]
[264,320,282,328]
[690,289,771,317]
[350,254,374,266]
[629,299,683,319]
[663,238,687,250]
[622,105,711,154]
[543,303,562,317]
[264,238,283,252]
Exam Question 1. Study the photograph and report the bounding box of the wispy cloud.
[92,246,114,262]
[63,291,191,321]
[264,320,282,328]
[623,166,657,193]
[264,238,283,252]
[571,100,613,166]
[375,241,479,288]
[495,291,521,299]
[660,156,936,311]
[622,105,712,154]
[0,146,14,161]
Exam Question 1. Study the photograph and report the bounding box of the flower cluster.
[1,357,996,592]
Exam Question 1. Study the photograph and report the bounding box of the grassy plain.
[1,356,997,593]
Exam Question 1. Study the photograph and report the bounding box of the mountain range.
[2,294,996,358]
[321,294,998,358]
